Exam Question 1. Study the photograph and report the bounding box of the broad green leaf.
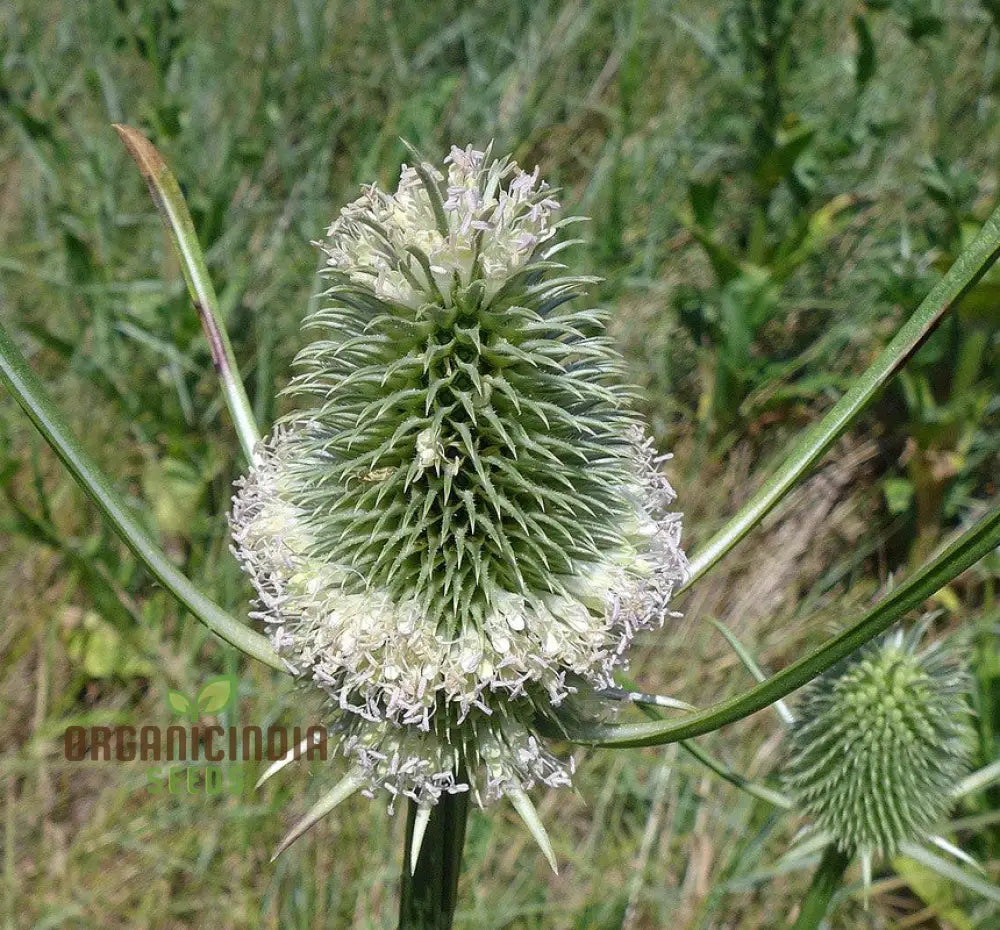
[63,609,156,679]
[771,194,855,282]
[679,214,744,285]
[884,477,915,515]
[688,177,721,229]
[0,322,285,672]
[754,123,816,197]
[197,675,237,715]
[81,623,121,678]
[893,856,974,930]
[141,455,217,539]
[957,281,1000,327]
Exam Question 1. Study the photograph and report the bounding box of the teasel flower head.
[782,627,975,867]
[231,144,687,813]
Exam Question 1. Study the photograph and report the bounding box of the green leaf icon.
[197,675,237,716]
[167,690,193,718]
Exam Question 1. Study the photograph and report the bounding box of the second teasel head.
[782,627,975,863]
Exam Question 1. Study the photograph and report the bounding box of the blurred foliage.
[1,0,999,927]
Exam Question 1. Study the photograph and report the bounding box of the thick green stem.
[399,793,470,930]
[789,844,851,929]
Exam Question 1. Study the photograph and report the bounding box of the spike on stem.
[399,791,470,930]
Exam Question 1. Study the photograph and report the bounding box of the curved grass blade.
[684,202,1000,590]
[551,504,1000,747]
[113,124,261,461]
[710,620,795,725]
[679,738,792,809]
[898,842,1000,904]
[614,672,792,808]
[0,322,283,671]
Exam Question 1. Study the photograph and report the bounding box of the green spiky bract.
[291,266,638,628]
[783,629,974,860]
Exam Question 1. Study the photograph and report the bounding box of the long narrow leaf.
[113,124,261,461]
[550,505,1000,747]
[679,738,792,809]
[898,842,1000,904]
[0,322,283,671]
[614,671,790,807]
[683,203,1000,589]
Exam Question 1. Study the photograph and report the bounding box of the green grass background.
[2,0,999,927]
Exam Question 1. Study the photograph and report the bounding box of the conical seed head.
[231,145,687,806]
[782,634,974,860]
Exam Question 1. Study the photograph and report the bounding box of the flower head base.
[231,145,686,808]
[782,628,974,861]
